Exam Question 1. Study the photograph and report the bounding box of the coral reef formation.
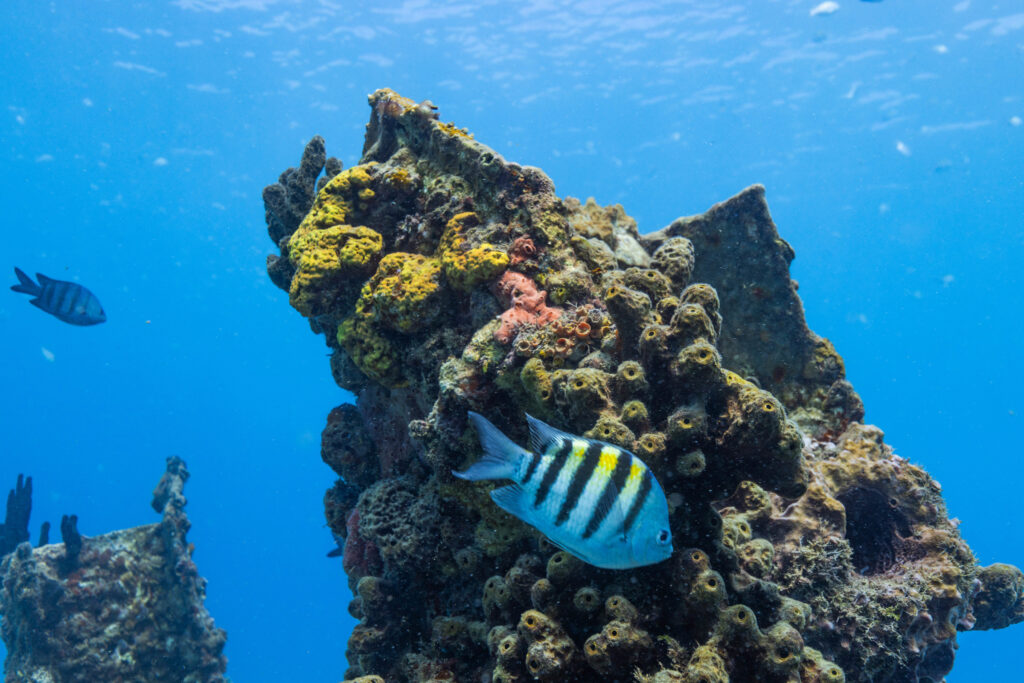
[263,89,1023,682]
[0,458,227,682]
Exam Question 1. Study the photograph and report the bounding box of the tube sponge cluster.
[263,89,1024,682]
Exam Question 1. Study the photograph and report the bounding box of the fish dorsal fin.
[35,273,56,286]
[525,413,576,455]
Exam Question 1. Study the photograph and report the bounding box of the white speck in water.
[153,157,168,166]
[41,347,55,362]
[896,141,911,156]
[810,2,840,17]
[1011,116,1022,127]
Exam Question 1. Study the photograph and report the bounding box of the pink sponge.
[493,271,562,344]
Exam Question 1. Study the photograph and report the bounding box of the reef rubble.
[264,89,1023,682]
[0,458,227,682]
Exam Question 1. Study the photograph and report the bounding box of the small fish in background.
[454,412,672,570]
[326,534,345,558]
[10,267,106,326]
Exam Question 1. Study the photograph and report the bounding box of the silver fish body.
[11,268,106,326]
[453,412,672,570]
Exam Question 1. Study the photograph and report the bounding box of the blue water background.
[2,1,1021,679]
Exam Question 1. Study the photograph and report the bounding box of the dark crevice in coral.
[838,487,911,576]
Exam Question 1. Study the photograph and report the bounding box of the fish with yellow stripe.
[453,412,672,569]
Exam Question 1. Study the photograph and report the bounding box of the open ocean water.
[1,1,1021,680]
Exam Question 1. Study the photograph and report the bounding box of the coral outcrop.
[0,458,227,682]
[264,89,1023,682]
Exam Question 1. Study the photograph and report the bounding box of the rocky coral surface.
[0,458,227,682]
[264,89,1023,682]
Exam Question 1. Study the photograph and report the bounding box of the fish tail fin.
[10,267,40,296]
[452,412,529,481]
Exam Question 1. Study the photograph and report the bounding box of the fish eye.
[656,529,670,545]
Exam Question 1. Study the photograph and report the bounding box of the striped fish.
[454,412,672,569]
[11,268,106,326]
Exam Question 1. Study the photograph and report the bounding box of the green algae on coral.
[360,252,443,333]
[439,212,511,291]
[336,315,404,387]
[287,224,383,317]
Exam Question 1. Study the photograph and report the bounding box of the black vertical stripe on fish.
[69,285,84,314]
[61,285,78,315]
[523,449,543,484]
[555,442,603,526]
[622,467,654,535]
[43,283,57,310]
[57,284,74,315]
[534,438,570,508]
[51,284,65,313]
[53,284,67,312]
[583,452,632,540]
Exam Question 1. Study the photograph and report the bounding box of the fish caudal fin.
[451,412,529,481]
[10,267,40,296]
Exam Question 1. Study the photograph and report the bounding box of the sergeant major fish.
[11,267,107,326]
[453,412,672,569]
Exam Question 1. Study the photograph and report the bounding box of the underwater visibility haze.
[2,1,1022,681]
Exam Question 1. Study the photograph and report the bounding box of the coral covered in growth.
[0,458,227,682]
[264,89,1023,682]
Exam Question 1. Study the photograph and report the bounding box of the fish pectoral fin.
[490,484,530,522]
[28,299,47,311]
[544,535,573,554]
[544,535,595,565]
[525,413,577,454]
